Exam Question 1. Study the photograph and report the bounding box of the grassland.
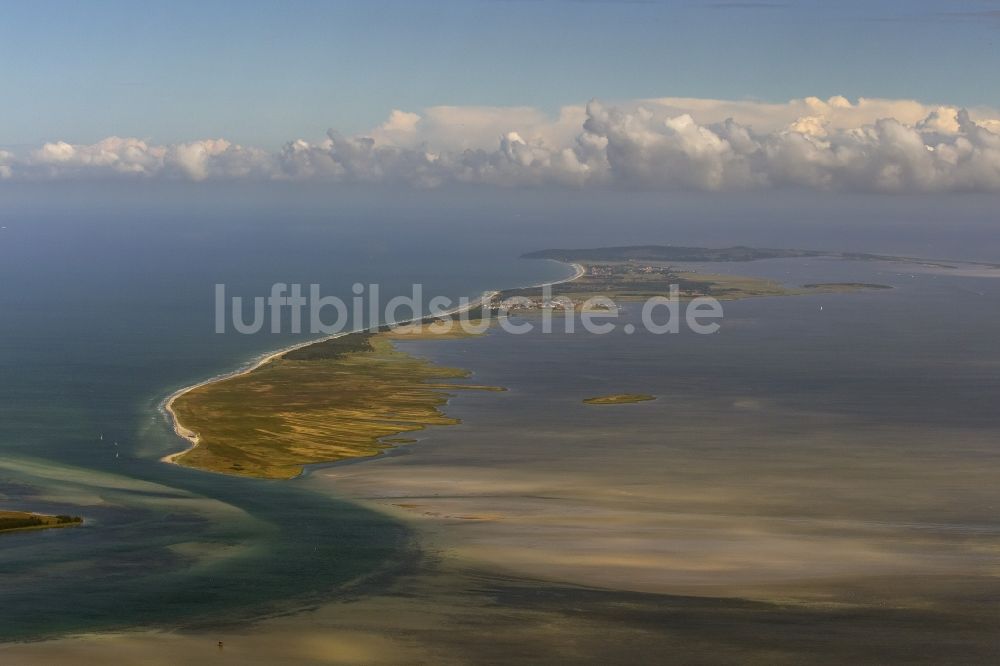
[0,511,82,534]
[686,271,892,299]
[583,394,656,405]
[169,327,498,479]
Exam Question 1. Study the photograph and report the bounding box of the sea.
[1,185,998,650]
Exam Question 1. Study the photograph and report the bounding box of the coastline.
[159,260,584,468]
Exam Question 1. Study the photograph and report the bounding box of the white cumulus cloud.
[4,95,1000,192]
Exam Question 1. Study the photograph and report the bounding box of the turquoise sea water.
[0,207,569,640]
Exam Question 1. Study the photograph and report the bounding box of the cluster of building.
[586,263,673,277]
[497,296,577,310]
[634,264,673,275]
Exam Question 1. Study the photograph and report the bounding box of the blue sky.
[2,0,999,148]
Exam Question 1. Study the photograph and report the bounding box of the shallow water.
[0,208,569,640]
[2,196,999,658]
[317,257,1000,617]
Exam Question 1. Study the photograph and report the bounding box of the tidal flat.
[302,256,1000,661]
[582,393,656,405]
[4,557,995,665]
[7,253,998,663]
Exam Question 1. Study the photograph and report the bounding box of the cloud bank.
[6,96,1000,192]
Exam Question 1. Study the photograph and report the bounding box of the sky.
[1,0,1000,192]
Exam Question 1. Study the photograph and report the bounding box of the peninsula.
[167,326,500,479]
[165,246,897,479]
[522,244,1000,270]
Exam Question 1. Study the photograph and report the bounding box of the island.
[523,244,999,270]
[165,245,898,480]
[522,245,830,263]
[0,511,82,534]
[491,260,890,311]
[583,394,656,405]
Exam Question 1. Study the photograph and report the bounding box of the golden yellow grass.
[170,331,497,479]
[383,319,491,339]
[0,511,82,534]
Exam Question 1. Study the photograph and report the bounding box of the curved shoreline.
[159,261,584,467]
